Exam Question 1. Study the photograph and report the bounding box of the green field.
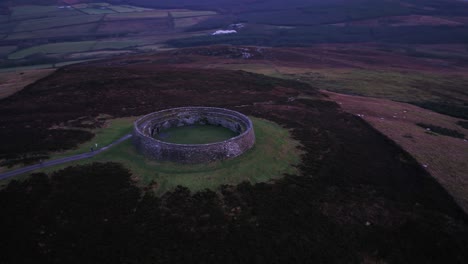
[8,41,96,59]
[10,5,83,21]
[174,16,212,29]
[278,68,468,119]
[14,15,103,32]
[0,46,16,56]
[107,5,153,13]
[292,69,468,105]
[0,64,55,73]
[0,60,91,73]
[8,40,148,59]
[155,125,239,144]
[104,11,171,20]
[219,64,468,118]
[79,8,116,15]
[72,3,110,8]
[171,10,217,18]
[2,117,302,194]
[6,23,97,40]
[54,59,96,67]
[72,3,152,14]
[11,5,63,17]
[92,40,147,50]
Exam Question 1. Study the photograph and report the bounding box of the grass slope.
[218,63,468,119]
[3,117,302,195]
[0,69,55,99]
[325,91,468,212]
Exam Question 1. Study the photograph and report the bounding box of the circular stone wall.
[133,107,255,164]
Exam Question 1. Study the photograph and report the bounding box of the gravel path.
[0,134,132,180]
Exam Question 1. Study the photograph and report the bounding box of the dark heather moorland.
[0,0,468,263]
[1,56,467,263]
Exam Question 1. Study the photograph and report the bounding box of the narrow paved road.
[0,134,132,180]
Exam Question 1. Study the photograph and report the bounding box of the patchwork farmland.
[0,3,218,69]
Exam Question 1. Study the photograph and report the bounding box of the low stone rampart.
[133,107,255,163]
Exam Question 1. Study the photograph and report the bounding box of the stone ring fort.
[133,107,256,164]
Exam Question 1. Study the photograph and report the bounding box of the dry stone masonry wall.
[133,107,255,164]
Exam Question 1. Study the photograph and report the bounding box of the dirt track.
[0,134,132,180]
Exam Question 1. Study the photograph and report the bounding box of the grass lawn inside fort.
[155,124,239,144]
[1,116,303,194]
